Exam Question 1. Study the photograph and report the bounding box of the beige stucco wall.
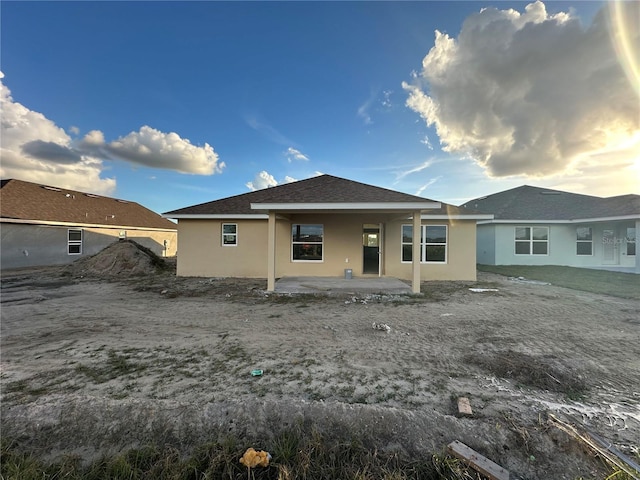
[384,218,477,281]
[176,214,477,281]
[176,219,269,277]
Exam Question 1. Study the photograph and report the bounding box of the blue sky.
[1,1,638,215]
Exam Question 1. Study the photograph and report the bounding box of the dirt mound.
[67,240,168,277]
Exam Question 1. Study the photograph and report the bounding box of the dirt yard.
[1,258,639,479]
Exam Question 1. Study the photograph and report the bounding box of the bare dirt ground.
[1,255,639,478]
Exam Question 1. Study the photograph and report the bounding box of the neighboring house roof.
[164,174,489,219]
[0,179,176,230]
[461,185,640,222]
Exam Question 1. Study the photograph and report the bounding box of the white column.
[267,211,276,291]
[412,211,421,293]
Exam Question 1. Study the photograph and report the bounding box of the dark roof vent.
[84,193,100,198]
[42,186,61,192]
[540,191,562,195]
[116,199,129,204]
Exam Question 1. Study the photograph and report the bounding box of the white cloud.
[106,126,224,175]
[415,176,442,196]
[403,1,640,179]
[394,160,432,184]
[0,74,115,195]
[357,90,376,125]
[285,147,309,162]
[382,90,393,108]
[246,170,278,191]
[284,175,297,183]
[0,74,224,194]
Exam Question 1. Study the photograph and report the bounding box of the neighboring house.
[1,179,177,269]
[460,185,639,274]
[163,174,492,293]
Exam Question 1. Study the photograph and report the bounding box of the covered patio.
[273,276,413,295]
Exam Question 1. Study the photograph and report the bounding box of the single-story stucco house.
[163,174,492,293]
[460,185,639,274]
[1,179,177,269]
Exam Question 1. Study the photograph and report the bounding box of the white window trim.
[291,224,324,262]
[514,226,549,256]
[222,223,238,247]
[401,224,448,264]
[576,227,593,256]
[68,228,83,255]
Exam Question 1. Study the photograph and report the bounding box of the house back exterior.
[164,175,491,292]
[461,185,639,274]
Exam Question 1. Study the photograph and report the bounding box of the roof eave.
[250,201,441,211]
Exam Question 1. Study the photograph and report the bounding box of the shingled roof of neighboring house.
[460,185,640,221]
[1,179,176,230]
[164,174,484,217]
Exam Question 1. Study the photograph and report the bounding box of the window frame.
[401,224,448,264]
[222,223,238,247]
[68,228,83,255]
[576,227,593,256]
[514,226,549,256]
[291,224,324,262]
[627,227,636,256]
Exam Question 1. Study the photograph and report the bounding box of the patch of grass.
[478,264,640,300]
[75,349,147,384]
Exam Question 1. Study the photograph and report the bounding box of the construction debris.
[549,413,640,480]
[457,397,473,416]
[447,440,509,480]
[372,322,391,333]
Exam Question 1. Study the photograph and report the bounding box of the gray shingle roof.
[1,179,176,230]
[461,185,640,220]
[164,174,474,216]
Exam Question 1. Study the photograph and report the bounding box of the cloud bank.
[403,1,639,178]
[0,73,223,194]
[246,171,297,191]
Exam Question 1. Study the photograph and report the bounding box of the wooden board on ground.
[457,396,473,415]
[447,440,509,480]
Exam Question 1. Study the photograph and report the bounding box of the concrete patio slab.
[273,276,413,295]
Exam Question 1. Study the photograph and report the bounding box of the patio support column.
[267,211,276,291]
[412,210,421,294]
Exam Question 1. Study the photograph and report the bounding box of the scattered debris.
[549,414,640,479]
[457,397,473,416]
[239,447,271,468]
[372,322,391,333]
[447,440,509,480]
[469,288,499,293]
[250,369,263,376]
[509,276,551,286]
[440,313,454,317]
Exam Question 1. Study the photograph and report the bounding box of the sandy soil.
[1,264,639,479]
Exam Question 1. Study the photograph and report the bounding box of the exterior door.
[602,228,618,265]
[362,224,380,274]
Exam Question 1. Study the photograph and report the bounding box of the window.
[515,226,548,255]
[401,225,447,263]
[576,227,592,255]
[627,227,636,256]
[222,223,237,246]
[292,224,323,261]
[68,229,82,255]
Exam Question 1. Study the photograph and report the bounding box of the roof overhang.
[0,217,177,231]
[421,214,494,220]
[250,201,441,212]
[163,214,269,220]
[478,214,639,225]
